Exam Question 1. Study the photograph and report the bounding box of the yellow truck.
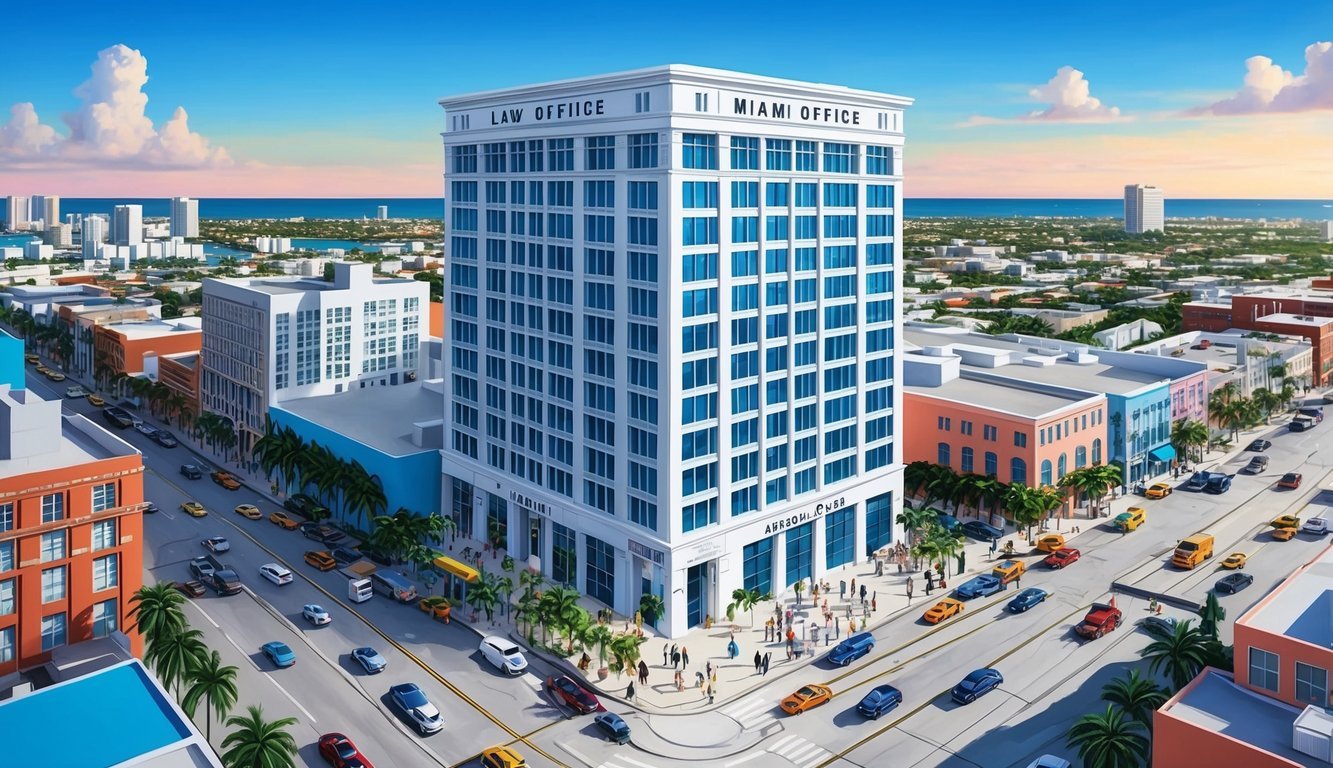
[1172,533,1215,569]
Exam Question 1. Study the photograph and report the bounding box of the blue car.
[594,712,631,744]
[261,641,295,668]
[952,668,1003,704]
[1007,588,1048,613]
[936,513,961,533]
[962,519,1004,541]
[955,574,1004,600]
[856,684,903,719]
[827,632,875,666]
[351,646,386,674]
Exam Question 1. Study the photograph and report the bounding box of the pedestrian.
[682,646,689,667]
[765,617,775,642]
[906,577,914,603]
[795,643,804,660]
[675,670,684,692]
[639,660,649,685]
[754,651,762,672]
[925,570,934,589]
[663,643,669,666]
[873,596,879,611]
[708,684,715,705]
[786,608,793,628]
[729,639,739,659]
[763,652,771,675]
[811,625,820,645]
[672,650,681,669]
[707,660,713,679]
[840,580,847,600]
[812,582,820,601]
[851,578,856,597]
[846,604,853,620]
[695,671,704,688]
[627,681,636,700]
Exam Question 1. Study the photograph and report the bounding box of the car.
[330,547,362,566]
[1303,517,1330,536]
[358,546,394,567]
[389,683,444,734]
[102,406,134,428]
[1076,603,1123,639]
[1141,615,1179,636]
[923,597,965,624]
[1221,552,1247,570]
[480,746,526,768]
[188,557,216,581]
[304,550,337,571]
[479,636,528,675]
[1114,508,1146,532]
[135,423,157,438]
[780,684,833,715]
[594,712,631,744]
[300,522,346,544]
[1244,456,1269,474]
[1034,533,1066,552]
[179,464,203,480]
[1144,482,1173,499]
[44,371,65,381]
[1186,471,1212,490]
[144,502,160,514]
[211,470,241,490]
[951,668,1003,704]
[1216,572,1255,594]
[935,513,962,533]
[351,646,386,674]
[153,431,178,448]
[827,632,875,666]
[303,604,332,625]
[34,365,50,375]
[1271,514,1301,529]
[86,393,104,407]
[1247,439,1272,452]
[261,641,296,668]
[856,684,903,719]
[64,385,88,398]
[1025,757,1072,768]
[318,732,373,768]
[545,675,600,714]
[234,504,262,520]
[180,501,207,517]
[1043,547,1081,569]
[24,353,39,364]
[1273,526,1298,541]
[962,519,1004,541]
[202,536,230,553]
[259,563,293,585]
[174,580,206,598]
[269,511,300,530]
[992,559,1025,585]
[285,493,331,519]
[1278,472,1303,489]
[954,574,1004,600]
[1205,474,1233,494]
[1007,587,1048,613]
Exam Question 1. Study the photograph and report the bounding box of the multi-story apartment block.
[200,262,429,455]
[439,65,911,637]
[1124,184,1164,234]
[170,197,199,239]
[0,386,145,675]
[112,205,143,246]
[3,197,29,232]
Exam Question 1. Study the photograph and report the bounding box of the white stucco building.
[170,197,200,238]
[1124,184,1164,234]
[438,65,910,637]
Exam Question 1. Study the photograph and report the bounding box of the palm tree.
[582,624,614,670]
[220,706,298,768]
[466,571,502,622]
[638,592,665,629]
[726,587,769,626]
[897,504,939,547]
[539,584,588,653]
[1004,484,1046,538]
[1141,618,1212,692]
[1198,591,1226,639]
[609,632,642,679]
[1170,419,1209,464]
[1250,387,1282,424]
[1066,705,1150,768]
[145,626,208,699]
[182,649,239,741]
[128,583,188,647]
[1100,670,1167,734]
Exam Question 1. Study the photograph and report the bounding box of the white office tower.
[377,205,389,220]
[170,197,200,238]
[4,196,29,231]
[255,236,293,254]
[439,66,911,637]
[113,204,144,245]
[1124,184,1165,234]
[44,223,71,247]
[1320,220,1333,243]
[27,195,58,230]
[81,215,108,260]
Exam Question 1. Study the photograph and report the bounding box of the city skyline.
[0,0,1330,199]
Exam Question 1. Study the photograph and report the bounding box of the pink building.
[1168,371,1208,425]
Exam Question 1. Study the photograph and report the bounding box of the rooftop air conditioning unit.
[1294,704,1333,763]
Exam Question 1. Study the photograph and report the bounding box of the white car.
[64,386,88,398]
[202,536,230,553]
[135,422,157,437]
[479,636,528,675]
[1303,517,1329,536]
[302,604,331,625]
[259,563,293,585]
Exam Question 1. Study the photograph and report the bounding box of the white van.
[348,577,373,603]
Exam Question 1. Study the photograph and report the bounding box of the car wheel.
[1095,629,1104,639]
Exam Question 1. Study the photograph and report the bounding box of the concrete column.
[812,518,827,584]
[772,531,788,592]
[854,501,868,560]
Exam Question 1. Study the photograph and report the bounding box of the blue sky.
[1,0,1330,197]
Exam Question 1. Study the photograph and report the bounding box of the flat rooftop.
[1242,543,1333,646]
[1160,670,1311,766]
[905,373,1097,418]
[107,317,202,339]
[1258,312,1333,328]
[275,381,442,456]
[0,660,221,767]
[0,410,137,479]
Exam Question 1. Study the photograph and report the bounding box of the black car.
[179,464,203,480]
[102,407,134,429]
[594,712,631,744]
[1247,439,1272,452]
[330,547,362,566]
[359,546,394,567]
[962,519,1004,541]
[153,431,178,448]
[300,522,346,545]
[1215,573,1255,594]
[144,502,160,514]
[285,493,330,519]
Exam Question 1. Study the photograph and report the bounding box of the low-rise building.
[92,317,202,379]
[1009,306,1109,334]
[1093,318,1163,350]
[156,351,201,419]
[1184,293,1333,386]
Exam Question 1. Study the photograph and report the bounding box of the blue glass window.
[732,181,759,208]
[629,133,658,169]
[683,217,718,246]
[682,181,718,208]
[730,136,759,170]
[765,138,792,170]
[682,133,718,170]
[865,492,893,555]
[822,142,857,173]
[585,135,615,170]
[732,216,759,243]
[682,252,718,282]
[795,141,817,172]
[823,455,856,485]
[823,183,857,207]
[786,523,813,587]
[765,248,788,274]
[731,250,758,278]
[743,537,773,594]
[732,485,759,516]
[866,146,893,175]
[765,182,789,207]
[585,536,615,605]
[1011,458,1027,484]
[825,506,856,570]
[938,442,951,467]
[548,138,574,171]
[682,496,718,531]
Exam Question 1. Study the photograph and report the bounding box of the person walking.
[765,617,775,642]
[639,660,650,685]
[706,660,713,679]
[663,643,669,667]
[682,646,690,667]
[906,577,914,603]
[754,650,762,672]
[707,683,715,704]
[860,583,867,605]
[627,681,636,700]
[672,649,681,670]
[840,580,847,600]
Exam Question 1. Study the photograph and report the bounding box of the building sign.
[509,490,549,518]
[764,496,847,535]
[491,99,606,125]
[682,538,724,566]
[628,539,665,566]
[731,97,862,126]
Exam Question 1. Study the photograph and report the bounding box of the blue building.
[0,329,23,390]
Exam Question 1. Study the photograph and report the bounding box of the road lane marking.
[263,670,318,724]
[185,600,220,629]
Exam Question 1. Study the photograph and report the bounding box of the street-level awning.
[1149,445,1177,463]
[433,555,479,583]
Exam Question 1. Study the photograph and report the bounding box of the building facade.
[200,262,429,457]
[438,65,911,637]
[169,197,199,239]
[1124,184,1164,234]
[1184,294,1333,386]
[112,205,142,246]
[0,387,145,675]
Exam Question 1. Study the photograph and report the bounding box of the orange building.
[1183,294,1333,386]
[0,386,145,675]
[92,318,202,377]
[1155,542,1333,766]
[157,351,201,418]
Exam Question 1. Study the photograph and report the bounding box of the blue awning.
[1149,445,1177,463]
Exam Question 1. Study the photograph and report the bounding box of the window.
[1040,460,1053,486]
[0,541,11,572]
[629,133,658,169]
[0,627,13,664]
[1249,647,1279,692]
[0,502,11,533]
[743,538,773,595]
[960,447,974,473]
[938,442,951,467]
[92,482,116,512]
[1058,453,1068,479]
[92,599,118,638]
[41,493,63,523]
[786,523,814,587]
[682,496,718,532]
[682,133,717,170]
[865,492,893,555]
[1075,446,1088,468]
[628,181,657,210]
[1092,438,1102,464]
[93,554,118,591]
[1296,662,1328,706]
[823,142,857,173]
[547,138,574,171]
[0,579,12,615]
[984,451,998,477]
[795,140,817,171]
[585,135,615,170]
[765,138,791,170]
[730,136,759,170]
[42,566,66,603]
[40,531,65,563]
[41,613,66,651]
[866,145,893,175]
[585,536,615,606]
[552,523,576,587]
[825,507,856,570]
[1014,431,1028,448]
[1011,458,1027,484]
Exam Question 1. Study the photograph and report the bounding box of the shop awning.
[433,555,479,583]
[1149,445,1177,463]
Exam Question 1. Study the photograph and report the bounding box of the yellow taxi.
[992,559,1026,585]
[481,746,528,768]
[234,504,262,520]
[35,365,50,375]
[24,354,39,364]
[303,551,337,572]
[923,597,964,625]
[1273,527,1298,541]
[1035,533,1066,553]
[43,370,65,381]
[1145,482,1173,499]
[1270,514,1301,529]
[1221,552,1247,570]
[86,393,105,407]
[780,684,833,715]
[180,501,207,517]
[269,511,299,530]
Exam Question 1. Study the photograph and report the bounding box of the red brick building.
[1183,295,1333,386]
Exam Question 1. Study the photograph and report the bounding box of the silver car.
[479,636,528,675]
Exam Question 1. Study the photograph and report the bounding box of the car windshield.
[398,687,428,707]
[272,643,290,654]
[336,742,356,758]
[797,687,818,697]
[501,645,521,656]
[965,670,989,684]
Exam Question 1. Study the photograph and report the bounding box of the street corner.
[620,707,767,760]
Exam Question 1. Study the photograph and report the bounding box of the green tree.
[1198,591,1226,639]
[1066,705,1150,768]
[1004,484,1048,538]
[638,592,665,629]
[145,626,208,699]
[1170,419,1209,464]
[726,587,769,626]
[582,624,614,669]
[128,583,187,648]
[609,632,642,680]
[982,312,1055,337]
[539,584,589,653]
[1141,619,1212,692]
[220,706,298,768]
[182,650,239,741]
[1100,670,1167,734]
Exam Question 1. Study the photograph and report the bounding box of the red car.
[546,674,600,714]
[1042,547,1081,569]
[318,733,373,768]
[1278,472,1303,489]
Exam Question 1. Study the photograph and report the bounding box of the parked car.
[856,684,903,719]
[234,504,262,520]
[1204,474,1233,494]
[87,393,105,407]
[1247,439,1272,452]
[389,683,444,734]
[1274,526,1298,541]
[269,511,300,530]
[1278,472,1303,489]
[954,574,1004,600]
[479,636,528,675]
[1244,456,1270,474]
[1271,514,1301,529]
[1186,471,1212,490]
[1026,757,1072,768]
[284,493,330,519]
[922,597,965,624]
[143,502,160,514]
[179,464,203,480]
[1042,548,1081,569]
[211,470,241,490]
[261,641,296,668]
[259,563,293,585]
[1216,573,1255,594]
[174,580,206,598]
[1141,615,1178,636]
[546,675,600,714]
[1007,588,1048,613]
[594,712,631,744]
[351,646,386,674]
[1144,482,1173,499]
[135,423,157,438]
[303,604,332,625]
[1221,552,1247,570]
[1113,508,1146,532]
[991,559,1025,586]
[951,668,1003,704]
[330,547,362,566]
[64,385,88,398]
[780,684,833,715]
[935,513,961,533]
[1034,533,1065,552]
[300,522,346,544]
[188,557,215,581]
[961,519,1004,541]
[153,431,178,448]
[317,732,372,768]
[202,536,230,553]
[180,501,207,517]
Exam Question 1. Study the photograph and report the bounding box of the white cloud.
[3,44,229,168]
[961,66,1126,126]
[1195,41,1333,115]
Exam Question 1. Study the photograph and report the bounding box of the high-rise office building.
[4,197,29,231]
[27,196,58,230]
[377,205,389,220]
[438,65,910,637]
[112,205,143,246]
[80,215,108,260]
[1124,184,1165,234]
[170,197,199,238]
[1320,220,1332,243]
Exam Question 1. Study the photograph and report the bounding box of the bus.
[370,569,418,603]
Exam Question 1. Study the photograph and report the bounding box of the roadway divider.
[1108,581,1202,613]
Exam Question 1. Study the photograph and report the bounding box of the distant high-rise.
[113,205,143,246]
[376,205,389,220]
[28,195,58,230]
[1320,220,1333,243]
[1124,184,1164,234]
[4,196,29,231]
[81,215,108,260]
[170,197,199,238]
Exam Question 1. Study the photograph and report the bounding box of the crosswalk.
[764,734,834,768]
[721,696,779,729]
